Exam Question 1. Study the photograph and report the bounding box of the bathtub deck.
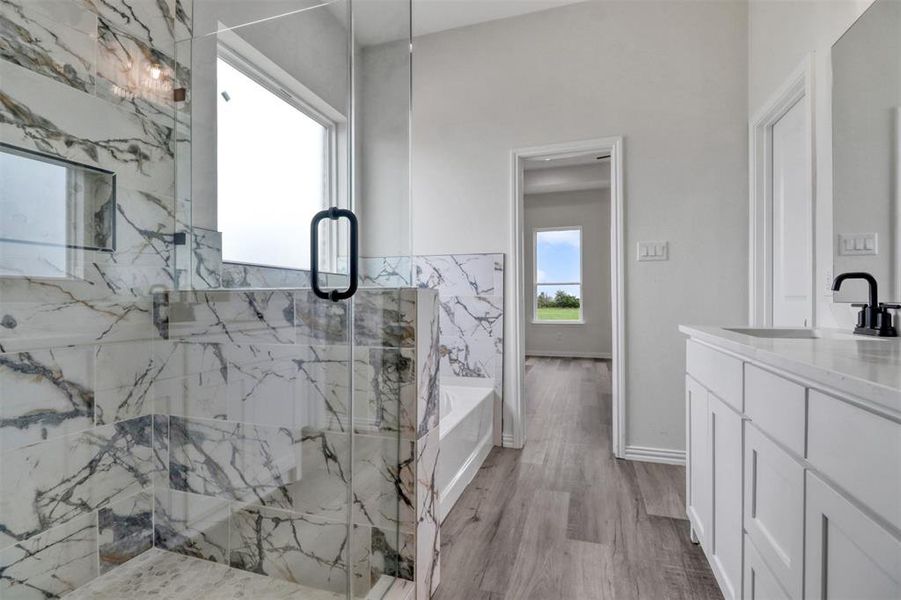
[434,357,722,600]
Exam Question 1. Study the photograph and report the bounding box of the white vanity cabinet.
[681,327,901,600]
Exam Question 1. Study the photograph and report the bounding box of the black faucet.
[831,272,899,337]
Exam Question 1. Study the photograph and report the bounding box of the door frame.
[508,136,626,457]
[749,55,816,327]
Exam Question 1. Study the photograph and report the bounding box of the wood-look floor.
[433,357,722,600]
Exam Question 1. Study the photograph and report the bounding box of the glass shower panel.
[0,0,179,596]
[165,1,413,598]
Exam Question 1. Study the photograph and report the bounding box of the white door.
[771,98,812,327]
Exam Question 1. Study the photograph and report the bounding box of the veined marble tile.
[166,290,295,345]
[0,510,98,599]
[295,290,349,346]
[353,346,415,437]
[0,277,156,353]
[101,187,177,269]
[285,429,350,521]
[154,340,226,381]
[360,256,412,288]
[0,60,175,198]
[65,547,347,600]
[292,345,350,433]
[98,490,152,573]
[168,416,299,509]
[174,0,192,41]
[353,289,415,348]
[189,227,221,289]
[370,527,414,585]
[94,340,163,424]
[84,0,178,51]
[415,426,440,600]
[0,0,97,94]
[154,371,227,420]
[0,345,94,451]
[438,295,503,380]
[88,262,176,296]
[221,262,312,289]
[414,254,503,297]
[95,18,179,127]
[229,504,368,595]
[352,434,414,532]
[0,414,153,547]
[227,361,295,427]
[152,413,168,487]
[416,289,440,437]
[153,488,229,563]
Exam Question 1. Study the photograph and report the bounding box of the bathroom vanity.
[679,326,901,600]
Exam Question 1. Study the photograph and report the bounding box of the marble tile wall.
[152,287,440,598]
[0,1,187,597]
[414,254,505,401]
[361,254,505,404]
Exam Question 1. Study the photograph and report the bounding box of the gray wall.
[411,1,749,453]
[524,189,611,358]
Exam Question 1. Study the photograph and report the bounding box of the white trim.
[509,136,626,456]
[749,54,816,327]
[526,351,611,359]
[623,445,686,466]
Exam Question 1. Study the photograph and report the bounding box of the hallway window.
[217,53,333,270]
[534,227,583,322]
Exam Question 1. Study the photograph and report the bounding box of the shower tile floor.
[64,547,355,600]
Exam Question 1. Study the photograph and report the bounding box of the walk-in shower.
[0,1,439,598]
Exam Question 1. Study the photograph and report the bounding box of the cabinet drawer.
[686,340,743,411]
[744,535,790,600]
[805,472,901,599]
[745,365,806,457]
[807,390,901,532]
[744,424,804,599]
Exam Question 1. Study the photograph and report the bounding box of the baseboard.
[526,350,612,359]
[623,445,686,465]
[501,432,518,448]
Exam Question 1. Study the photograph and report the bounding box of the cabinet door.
[805,473,901,599]
[709,395,743,600]
[744,535,790,600]
[744,425,804,598]
[686,375,710,544]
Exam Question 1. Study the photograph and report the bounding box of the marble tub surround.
[151,287,441,597]
[414,253,505,404]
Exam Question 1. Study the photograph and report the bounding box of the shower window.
[216,47,336,271]
[534,226,583,322]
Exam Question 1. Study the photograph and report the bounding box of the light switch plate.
[838,233,877,256]
[638,241,668,262]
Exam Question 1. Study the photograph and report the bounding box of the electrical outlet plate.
[638,241,668,262]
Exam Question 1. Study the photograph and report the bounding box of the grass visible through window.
[536,307,581,321]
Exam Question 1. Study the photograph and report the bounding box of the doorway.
[749,57,815,327]
[508,137,625,456]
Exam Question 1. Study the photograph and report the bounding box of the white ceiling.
[352,0,587,46]
[523,162,610,195]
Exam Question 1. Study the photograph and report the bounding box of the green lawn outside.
[536,307,581,321]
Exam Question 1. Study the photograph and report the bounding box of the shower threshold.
[64,547,413,600]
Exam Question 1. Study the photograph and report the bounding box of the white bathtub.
[438,378,495,522]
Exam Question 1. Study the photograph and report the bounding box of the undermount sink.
[725,327,822,339]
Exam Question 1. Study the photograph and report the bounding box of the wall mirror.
[832,0,901,302]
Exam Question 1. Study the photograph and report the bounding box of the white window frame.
[532,225,584,324]
[216,36,341,272]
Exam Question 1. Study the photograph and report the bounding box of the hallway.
[434,357,722,600]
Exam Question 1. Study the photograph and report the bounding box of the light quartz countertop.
[679,325,901,416]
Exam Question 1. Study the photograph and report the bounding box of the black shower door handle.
[310,207,358,302]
